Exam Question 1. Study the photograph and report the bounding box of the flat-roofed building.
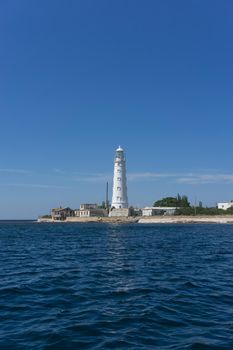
[142,207,178,216]
[217,201,233,210]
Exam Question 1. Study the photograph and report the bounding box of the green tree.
[226,206,233,215]
[181,195,190,207]
[176,206,226,216]
[154,194,190,208]
[154,197,178,207]
[177,193,182,205]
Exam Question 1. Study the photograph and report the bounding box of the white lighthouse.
[111,146,128,209]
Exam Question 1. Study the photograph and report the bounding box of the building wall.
[89,209,107,217]
[79,209,107,217]
[142,208,154,216]
[218,202,233,210]
[109,208,130,217]
[142,207,177,216]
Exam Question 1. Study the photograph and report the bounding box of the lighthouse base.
[109,208,133,217]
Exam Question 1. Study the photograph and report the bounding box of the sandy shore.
[66,217,137,223]
[37,217,138,224]
[138,215,233,224]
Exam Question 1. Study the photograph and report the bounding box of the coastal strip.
[138,215,233,224]
[37,216,138,224]
[37,216,233,224]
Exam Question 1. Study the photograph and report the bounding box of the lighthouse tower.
[111,146,128,209]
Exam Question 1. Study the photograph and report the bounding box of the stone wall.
[109,208,131,217]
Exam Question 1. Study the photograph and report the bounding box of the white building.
[142,207,178,216]
[217,202,233,210]
[74,209,80,217]
[111,146,128,209]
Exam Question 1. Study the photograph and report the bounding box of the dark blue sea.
[1,222,233,349]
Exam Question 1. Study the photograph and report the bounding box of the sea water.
[1,222,233,349]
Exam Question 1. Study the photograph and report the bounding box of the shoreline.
[138,215,233,224]
[37,217,138,224]
[37,215,233,224]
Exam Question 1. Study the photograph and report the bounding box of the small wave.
[1,223,233,349]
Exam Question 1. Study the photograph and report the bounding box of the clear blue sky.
[0,0,233,218]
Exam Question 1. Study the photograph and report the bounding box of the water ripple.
[1,223,233,349]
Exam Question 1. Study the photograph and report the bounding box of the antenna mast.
[106,181,109,213]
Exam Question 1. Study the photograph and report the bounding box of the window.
[117,177,121,181]
[117,187,121,191]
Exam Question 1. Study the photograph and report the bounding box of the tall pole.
[106,181,109,213]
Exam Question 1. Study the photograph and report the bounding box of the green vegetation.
[225,206,233,214]
[41,214,52,219]
[175,206,225,216]
[154,194,190,208]
[153,194,233,216]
